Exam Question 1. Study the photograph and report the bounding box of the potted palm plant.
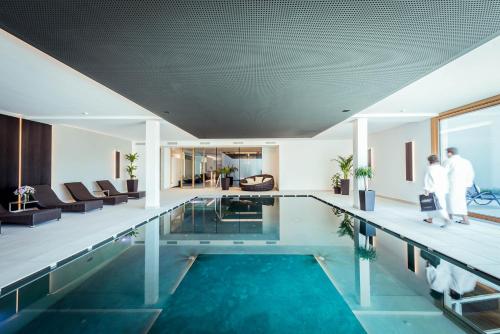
[331,173,341,194]
[334,155,353,195]
[354,166,375,211]
[356,238,377,261]
[125,152,139,192]
[219,167,232,190]
[337,213,354,239]
[228,165,238,187]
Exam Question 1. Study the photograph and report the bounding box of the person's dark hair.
[427,155,439,164]
[446,147,458,155]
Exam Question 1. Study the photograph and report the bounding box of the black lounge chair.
[64,182,128,205]
[96,180,145,199]
[467,184,500,206]
[33,185,103,213]
[240,174,275,191]
[0,204,61,227]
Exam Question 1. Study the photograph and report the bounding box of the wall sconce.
[114,150,121,179]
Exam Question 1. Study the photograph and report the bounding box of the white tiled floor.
[1,188,499,290]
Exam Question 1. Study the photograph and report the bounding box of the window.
[432,96,500,222]
[174,147,263,188]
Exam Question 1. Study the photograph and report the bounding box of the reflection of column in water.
[144,218,160,305]
[262,198,280,238]
[354,218,371,307]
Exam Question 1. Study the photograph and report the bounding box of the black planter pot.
[359,190,376,211]
[127,179,138,192]
[340,179,350,195]
[333,186,341,194]
[221,178,230,190]
[359,220,377,237]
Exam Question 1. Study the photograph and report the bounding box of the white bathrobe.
[444,155,475,216]
[426,261,476,295]
[424,164,449,222]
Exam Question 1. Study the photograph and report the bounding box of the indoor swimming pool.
[0,196,498,333]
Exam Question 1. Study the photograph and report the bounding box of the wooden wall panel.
[21,119,52,187]
[0,114,51,208]
[0,114,20,207]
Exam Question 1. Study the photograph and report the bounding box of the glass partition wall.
[175,147,263,188]
[432,96,500,223]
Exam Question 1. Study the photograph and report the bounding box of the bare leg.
[462,215,470,225]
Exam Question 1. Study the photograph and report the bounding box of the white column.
[353,118,368,208]
[144,218,159,305]
[145,120,160,208]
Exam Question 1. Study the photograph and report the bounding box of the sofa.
[240,174,274,191]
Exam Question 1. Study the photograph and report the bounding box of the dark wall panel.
[22,119,52,187]
[0,114,20,208]
[115,151,120,179]
[405,141,414,182]
[0,114,51,208]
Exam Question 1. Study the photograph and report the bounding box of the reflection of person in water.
[422,250,477,300]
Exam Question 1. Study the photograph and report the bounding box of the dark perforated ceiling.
[1,1,500,138]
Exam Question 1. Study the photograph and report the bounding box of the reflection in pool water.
[0,196,498,334]
[165,197,279,239]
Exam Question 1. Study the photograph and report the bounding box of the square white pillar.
[145,120,160,208]
[353,118,368,208]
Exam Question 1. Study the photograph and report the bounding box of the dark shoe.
[455,220,470,225]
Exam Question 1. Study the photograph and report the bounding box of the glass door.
[182,148,193,188]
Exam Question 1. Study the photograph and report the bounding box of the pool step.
[170,255,197,295]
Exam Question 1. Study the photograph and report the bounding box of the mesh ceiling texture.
[1,1,500,138]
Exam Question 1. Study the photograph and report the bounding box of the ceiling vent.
[167,141,178,146]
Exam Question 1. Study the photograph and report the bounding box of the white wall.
[262,146,279,189]
[160,147,171,189]
[52,125,132,201]
[279,140,352,190]
[368,120,431,203]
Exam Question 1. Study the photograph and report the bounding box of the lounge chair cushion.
[64,182,128,205]
[0,205,61,227]
[245,178,256,185]
[240,174,274,192]
[34,184,103,212]
[96,180,146,199]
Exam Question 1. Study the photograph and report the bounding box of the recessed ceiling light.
[82,112,89,115]
[342,109,350,113]
[400,108,406,113]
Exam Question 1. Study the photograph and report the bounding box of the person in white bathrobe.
[423,155,450,227]
[443,147,475,225]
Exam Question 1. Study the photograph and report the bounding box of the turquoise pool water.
[151,255,366,333]
[0,196,497,333]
